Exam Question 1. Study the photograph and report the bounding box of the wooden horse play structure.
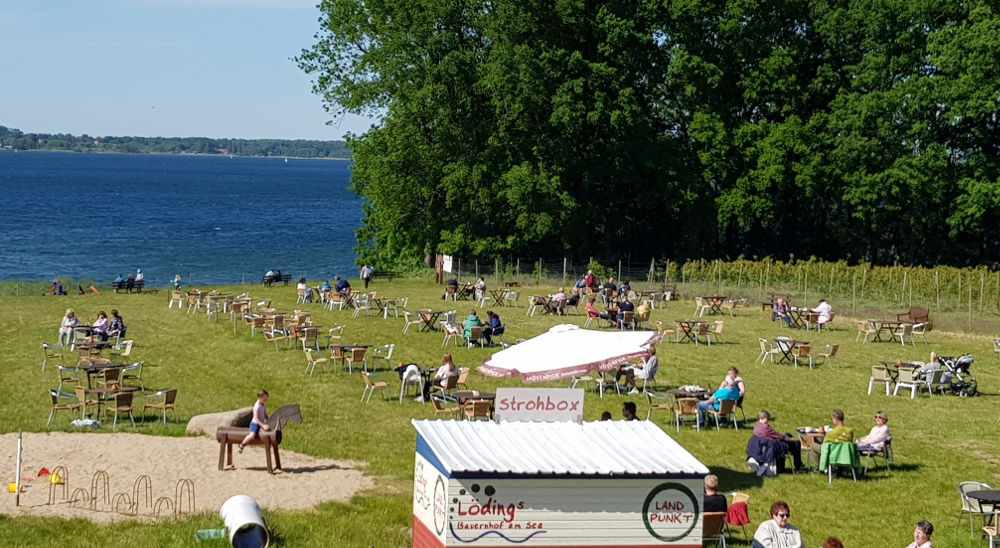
[216,404,302,474]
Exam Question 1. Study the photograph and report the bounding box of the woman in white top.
[856,411,891,453]
[812,299,833,324]
[905,520,933,548]
[58,308,79,346]
[753,501,804,548]
[434,353,459,388]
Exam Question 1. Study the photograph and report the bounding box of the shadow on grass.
[245,464,352,474]
[711,467,766,491]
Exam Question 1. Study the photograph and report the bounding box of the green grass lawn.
[0,279,997,547]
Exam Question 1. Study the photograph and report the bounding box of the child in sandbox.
[238,390,270,454]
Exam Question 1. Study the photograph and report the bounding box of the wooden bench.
[661,284,678,301]
[370,271,397,282]
[760,292,792,311]
[216,404,301,474]
[261,274,293,287]
[111,280,145,293]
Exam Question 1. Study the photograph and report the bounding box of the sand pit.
[0,432,371,523]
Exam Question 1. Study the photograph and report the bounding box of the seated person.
[320,280,331,291]
[636,299,651,317]
[173,274,182,290]
[92,311,109,342]
[566,287,581,307]
[808,410,854,471]
[906,520,934,548]
[136,269,144,282]
[574,277,587,293]
[334,276,350,293]
[423,354,459,401]
[443,276,459,298]
[855,411,891,454]
[696,379,741,428]
[474,276,486,293]
[297,277,313,302]
[583,270,596,289]
[585,298,616,327]
[812,299,832,324]
[601,277,618,300]
[461,310,484,346]
[616,345,659,394]
[619,280,631,296]
[547,288,567,313]
[725,366,747,408]
[483,311,503,347]
[771,298,792,327]
[617,296,635,321]
[703,474,727,513]
[107,310,127,340]
[752,410,804,471]
[265,269,274,278]
[114,274,125,285]
[753,501,804,548]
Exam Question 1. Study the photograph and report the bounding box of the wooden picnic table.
[674,320,706,343]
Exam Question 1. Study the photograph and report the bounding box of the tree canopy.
[298,0,1000,269]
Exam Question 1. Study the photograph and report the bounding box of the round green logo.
[642,482,700,541]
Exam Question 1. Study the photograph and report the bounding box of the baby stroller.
[938,355,979,397]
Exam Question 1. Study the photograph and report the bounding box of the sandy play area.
[0,432,371,523]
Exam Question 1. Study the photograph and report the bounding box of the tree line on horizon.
[299,0,1000,271]
[0,125,351,159]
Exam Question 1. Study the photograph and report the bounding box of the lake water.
[0,151,361,286]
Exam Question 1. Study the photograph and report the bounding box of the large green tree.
[299,0,1000,269]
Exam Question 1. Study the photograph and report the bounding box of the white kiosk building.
[412,419,710,547]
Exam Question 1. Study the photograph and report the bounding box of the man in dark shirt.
[617,295,635,321]
[334,276,350,293]
[703,474,728,513]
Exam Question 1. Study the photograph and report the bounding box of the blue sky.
[0,0,375,140]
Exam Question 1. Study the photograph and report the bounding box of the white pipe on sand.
[220,495,269,548]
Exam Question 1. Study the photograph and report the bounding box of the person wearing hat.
[135,269,144,282]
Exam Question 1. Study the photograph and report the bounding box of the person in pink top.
[856,411,891,453]
[239,390,270,454]
[905,520,933,548]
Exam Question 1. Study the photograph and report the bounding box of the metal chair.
[958,482,995,537]
[818,344,840,367]
[370,344,395,371]
[141,389,178,424]
[360,372,388,403]
[41,343,64,372]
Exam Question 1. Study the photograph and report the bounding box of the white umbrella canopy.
[478,324,661,383]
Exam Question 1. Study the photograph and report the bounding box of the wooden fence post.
[861,267,866,299]
[765,262,770,292]
[980,273,985,314]
[852,274,857,314]
[969,285,973,332]
[901,270,907,305]
[935,270,940,310]
[804,271,808,305]
[475,260,479,279]
[563,258,567,285]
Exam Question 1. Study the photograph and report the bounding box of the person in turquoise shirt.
[696,380,741,428]
[461,309,484,346]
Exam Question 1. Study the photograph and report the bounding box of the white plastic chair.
[399,366,423,404]
[371,344,394,371]
[895,323,915,346]
[402,311,422,333]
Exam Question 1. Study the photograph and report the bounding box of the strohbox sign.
[494,388,584,423]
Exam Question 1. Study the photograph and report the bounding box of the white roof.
[412,419,708,477]
[479,324,660,383]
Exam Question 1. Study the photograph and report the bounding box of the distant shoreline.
[0,148,353,161]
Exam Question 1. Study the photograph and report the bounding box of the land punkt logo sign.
[642,482,700,542]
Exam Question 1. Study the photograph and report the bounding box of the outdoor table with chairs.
[77,361,127,388]
[700,296,727,315]
[879,361,922,384]
[674,320,706,343]
[666,388,712,401]
[454,390,496,419]
[870,320,905,342]
[418,310,445,331]
[788,308,812,329]
[773,338,809,365]
[488,289,508,306]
